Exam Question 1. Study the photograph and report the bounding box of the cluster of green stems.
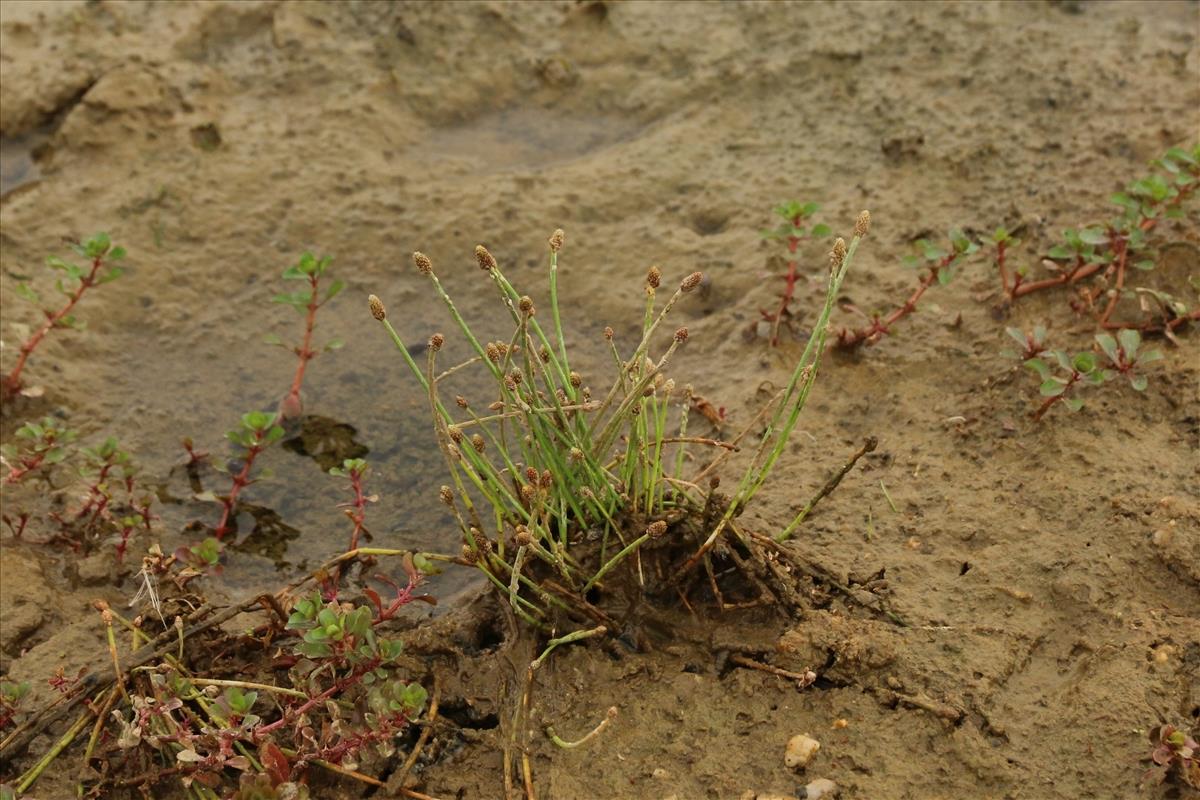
[369,216,866,626]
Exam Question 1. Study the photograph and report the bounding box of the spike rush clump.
[368,216,869,632]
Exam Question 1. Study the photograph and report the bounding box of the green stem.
[582,533,651,594]
[531,625,607,670]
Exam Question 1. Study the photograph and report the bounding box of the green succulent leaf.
[325,279,346,302]
[1095,333,1119,363]
[1024,358,1051,379]
[1116,328,1141,357]
[1071,352,1097,373]
[1136,348,1163,365]
[1040,379,1067,397]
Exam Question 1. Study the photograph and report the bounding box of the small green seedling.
[759,201,833,345]
[266,252,344,420]
[0,680,30,731]
[1,417,75,484]
[2,233,125,398]
[211,411,285,540]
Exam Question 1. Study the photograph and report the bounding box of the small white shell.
[784,733,821,769]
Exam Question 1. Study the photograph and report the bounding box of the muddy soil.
[1,1,1198,798]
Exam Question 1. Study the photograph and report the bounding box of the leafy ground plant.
[2,426,153,559]
[1143,724,1199,790]
[0,452,437,799]
[0,417,75,484]
[989,144,1199,339]
[834,229,977,349]
[1017,328,1162,420]
[1,233,125,399]
[367,213,871,634]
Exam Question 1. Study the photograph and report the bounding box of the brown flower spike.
[830,238,847,271]
[475,245,497,271]
[855,210,871,237]
[413,251,433,275]
[368,294,386,321]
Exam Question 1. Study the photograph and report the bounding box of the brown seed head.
[663,378,676,394]
[569,371,582,387]
[471,433,485,453]
[488,401,504,411]
[539,346,550,363]
[509,369,523,385]
[647,265,662,289]
[368,294,386,321]
[456,394,469,409]
[504,375,517,392]
[515,525,533,546]
[603,326,614,341]
[525,467,540,484]
[430,333,445,351]
[569,447,584,463]
[439,486,454,506]
[460,544,478,564]
[486,343,501,363]
[520,484,535,503]
[642,385,655,397]
[447,425,463,443]
[681,271,703,292]
[855,210,871,237]
[674,326,689,343]
[555,387,567,404]
[519,295,535,316]
[447,443,462,461]
[580,486,595,499]
[549,228,565,253]
[646,520,668,538]
[477,534,494,556]
[830,237,848,271]
[540,469,552,488]
[709,476,721,489]
[475,245,497,271]
[413,251,433,275]
[582,387,591,401]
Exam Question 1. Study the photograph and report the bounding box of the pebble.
[76,552,114,586]
[785,733,820,769]
[803,778,839,799]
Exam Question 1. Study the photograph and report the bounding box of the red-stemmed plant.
[835,231,977,349]
[2,233,125,399]
[759,201,832,345]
